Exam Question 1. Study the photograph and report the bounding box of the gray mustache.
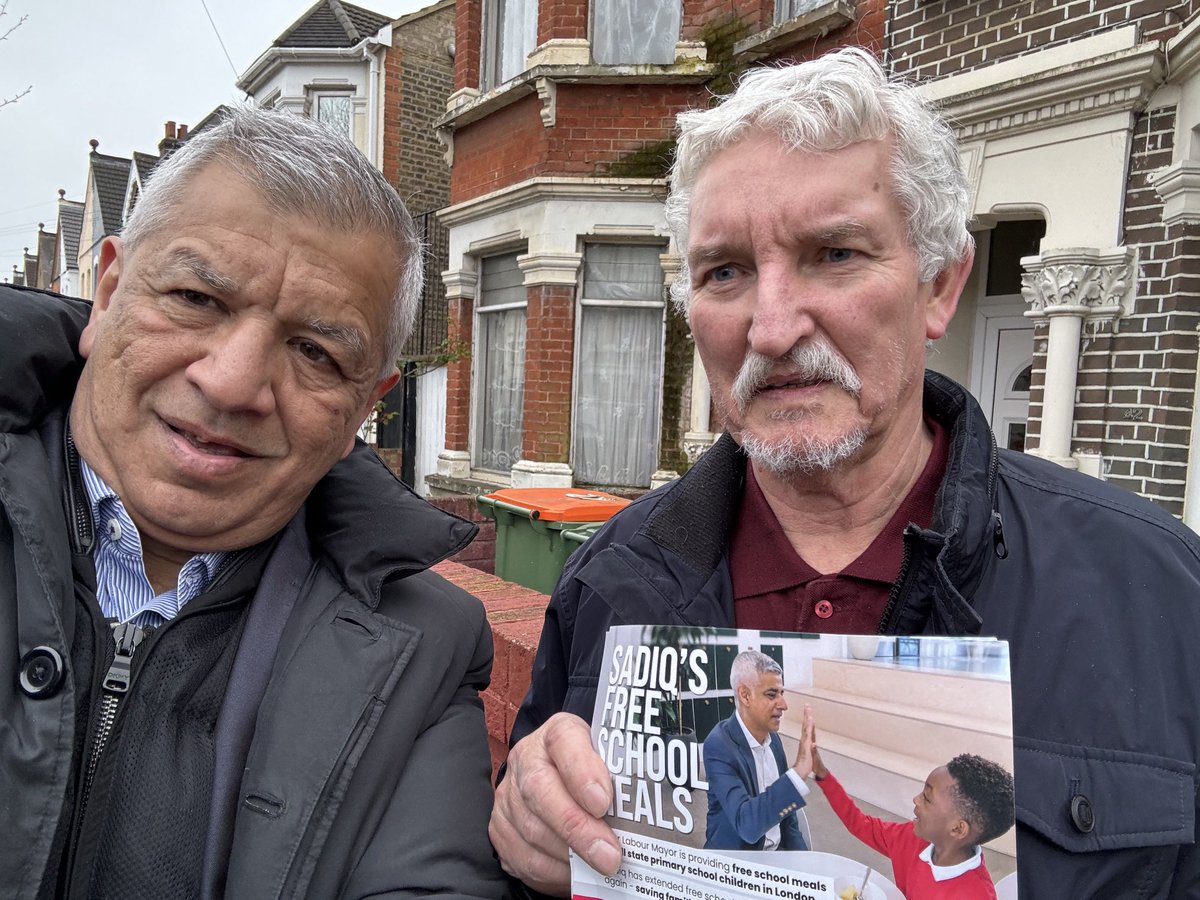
[732,341,862,412]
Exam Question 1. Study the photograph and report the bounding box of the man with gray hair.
[491,48,1200,898]
[703,651,814,852]
[0,106,507,898]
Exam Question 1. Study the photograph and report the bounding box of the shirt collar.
[734,709,770,751]
[917,842,984,881]
[77,450,229,622]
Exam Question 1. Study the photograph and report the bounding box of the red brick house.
[430,0,884,495]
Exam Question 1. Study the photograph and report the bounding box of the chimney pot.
[177,123,189,139]
[165,120,176,139]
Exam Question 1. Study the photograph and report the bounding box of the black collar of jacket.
[631,370,999,633]
[3,285,477,609]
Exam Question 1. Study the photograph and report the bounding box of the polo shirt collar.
[917,842,984,881]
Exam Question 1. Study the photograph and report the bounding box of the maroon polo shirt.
[729,418,948,634]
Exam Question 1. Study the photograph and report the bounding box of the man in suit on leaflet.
[702,651,814,852]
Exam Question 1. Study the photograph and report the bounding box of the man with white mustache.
[491,49,1200,900]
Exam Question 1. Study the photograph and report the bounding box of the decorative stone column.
[681,344,717,465]
[510,250,582,489]
[436,268,478,480]
[1021,247,1136,469]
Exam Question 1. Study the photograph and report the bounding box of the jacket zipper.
[877,531,915,634]
[77,622,148,823]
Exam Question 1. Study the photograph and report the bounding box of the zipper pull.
[102,622,148,693]
[992,511,1008,559]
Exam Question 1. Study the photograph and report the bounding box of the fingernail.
[584,781,610,816]
[589,839,622,874]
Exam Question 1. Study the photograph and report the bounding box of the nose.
[778,694,788,711]
[186,320,277,416]
[746,263,817,360]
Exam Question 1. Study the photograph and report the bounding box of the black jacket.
[512,371,1200,899]
[0,286,509,899]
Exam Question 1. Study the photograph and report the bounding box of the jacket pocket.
[1016,736,1195,852]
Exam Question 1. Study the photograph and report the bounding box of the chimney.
[177,123,189,140]
[158,120,183,158]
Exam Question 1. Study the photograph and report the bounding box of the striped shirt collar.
[78,454,229,626]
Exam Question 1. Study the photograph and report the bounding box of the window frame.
[472,249,529,475]
[570,239,667,487]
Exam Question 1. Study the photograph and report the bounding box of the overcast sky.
[0,0,432,282]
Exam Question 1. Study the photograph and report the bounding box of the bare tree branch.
[0,0,28,43]
[0,1,31,110]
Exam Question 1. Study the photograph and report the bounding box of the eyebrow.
[816,220,869,243]
[686,219,873,266]
[163,248,241,295]
[307,316,367,361]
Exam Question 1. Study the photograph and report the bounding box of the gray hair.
[122,104,422,377]
[665,47,971,312]
[729,650,783,694]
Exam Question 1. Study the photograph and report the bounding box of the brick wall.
[429,494,498,573]
[455,0,482,92]
[1065,105,1200,514]
[540,0,587,42]
[386,2,455,217]
[449,84,699,204]
[889,0,1200,81]
[445,293,474,451]
[432,560,550,777]
[522,284,576,463]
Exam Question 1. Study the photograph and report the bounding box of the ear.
[735,683,751,707]
[342,367,402,459]
[949,816,972,842]
[924,242,974,341]
[79,236,124,359]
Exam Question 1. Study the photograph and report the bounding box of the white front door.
[977,311,1033,452]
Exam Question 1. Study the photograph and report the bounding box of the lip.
[762,372,828,391]
[161,416,264,470]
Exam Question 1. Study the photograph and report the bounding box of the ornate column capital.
[1021,247,1136,321]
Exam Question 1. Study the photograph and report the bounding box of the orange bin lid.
[483,488,631,522]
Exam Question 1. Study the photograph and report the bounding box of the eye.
[825,247,855,263]
[292,338,335,367]
[709,264,738,282]
[177,288,216,306]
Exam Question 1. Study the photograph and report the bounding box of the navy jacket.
[511,371,1200,899]
[703,714,807,851]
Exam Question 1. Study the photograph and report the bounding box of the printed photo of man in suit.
[703,649,816,851]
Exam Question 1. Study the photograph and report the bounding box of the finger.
[541,713,614,817]
[490,779,572,894]
[511,716,622,875]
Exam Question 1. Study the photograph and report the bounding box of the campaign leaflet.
[570,626,1016,900]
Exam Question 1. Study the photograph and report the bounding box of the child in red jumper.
[811,748,1014,899]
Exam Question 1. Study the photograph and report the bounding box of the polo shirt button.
[815,600,834,619]
[1070,794,1095,833]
